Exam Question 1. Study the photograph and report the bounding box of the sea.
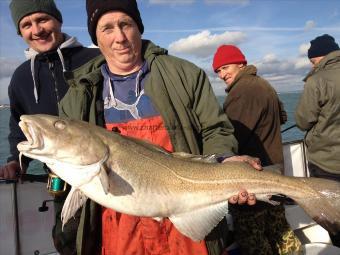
[0,91,305,174]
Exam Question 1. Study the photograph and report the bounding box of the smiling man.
[213,45,301,255]
[0,0,101,254]
[18,11,64,53]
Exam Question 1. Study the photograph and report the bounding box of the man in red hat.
[213,45,301,255]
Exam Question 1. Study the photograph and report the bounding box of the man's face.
[309,56,324,68]
[19,12,63,53]
[96,11,143,75]
[216,63,244,88]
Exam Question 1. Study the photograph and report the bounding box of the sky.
[1,0,340,104]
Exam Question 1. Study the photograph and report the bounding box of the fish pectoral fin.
[99,165,110,195]
[61,187,88,229]
[169,201,229,241]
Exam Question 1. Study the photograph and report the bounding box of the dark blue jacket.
[8,43,100,166]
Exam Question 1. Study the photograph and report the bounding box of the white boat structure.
[0,104,10,109]
[0,140,339,255]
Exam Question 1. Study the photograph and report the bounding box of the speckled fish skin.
[17,114,340,241]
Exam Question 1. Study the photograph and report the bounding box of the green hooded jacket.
[295,50,340,174]
[59,40,238,255]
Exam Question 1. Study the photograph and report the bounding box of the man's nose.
[32,23,43,35]
[114,27,127,43]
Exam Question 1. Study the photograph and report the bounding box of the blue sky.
[1,0,340,104]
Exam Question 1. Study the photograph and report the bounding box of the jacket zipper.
[48,61,61,111]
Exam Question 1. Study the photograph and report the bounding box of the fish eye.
[54,120,66,130]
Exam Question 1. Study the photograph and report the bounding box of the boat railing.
[0,174,57,255]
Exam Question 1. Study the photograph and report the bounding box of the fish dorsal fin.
[61,187,88,228]
[169,201,229,241]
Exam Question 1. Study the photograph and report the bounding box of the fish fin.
[171,152,217,163]
[171,152,197,159]
[169,201,229,241]
[61,187,88,229]
[99,165,110,195]
[153,217,163,222]
[262,163,283,175]
[256,194,281,206]
[293,177,340,234]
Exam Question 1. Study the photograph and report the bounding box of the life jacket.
[102,116,208,255]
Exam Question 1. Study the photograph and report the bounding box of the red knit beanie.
[212,45,247,72]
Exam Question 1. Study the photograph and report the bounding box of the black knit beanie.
[308,34,339,59]
[10,0,63,35]
[86,0,144,45]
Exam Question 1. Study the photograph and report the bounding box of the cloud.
[254,52,310,73]
[294,57,310,70]
[208,75,226,96]
[166,33,311,94]
[299,43,310,56]
[0,58,22,104]
[263,53,277,63]
[251,53,310,92]
[168,30,246,58]
[199,52,308,95]
[304,20,316,31]
[263,73,304,92]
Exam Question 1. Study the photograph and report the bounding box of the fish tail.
[293,177,340,234]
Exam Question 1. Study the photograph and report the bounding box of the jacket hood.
[142,40,168,67]
[226,65,257,93]
[303,50,340,82]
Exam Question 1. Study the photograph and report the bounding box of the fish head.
[17,114,108,166]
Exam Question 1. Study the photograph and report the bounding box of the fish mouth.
[17,119,43,152]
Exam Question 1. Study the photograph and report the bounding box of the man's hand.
[0,161,22,180]
[222,155,262,170]
[228,189,256,205]
[223,155,262,205]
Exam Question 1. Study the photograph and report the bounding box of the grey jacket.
[295,50,340,174]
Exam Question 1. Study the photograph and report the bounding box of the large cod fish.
[17,114,340,241]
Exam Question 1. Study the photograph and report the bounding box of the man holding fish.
[0,0,101,254]
[55,0,263,254]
